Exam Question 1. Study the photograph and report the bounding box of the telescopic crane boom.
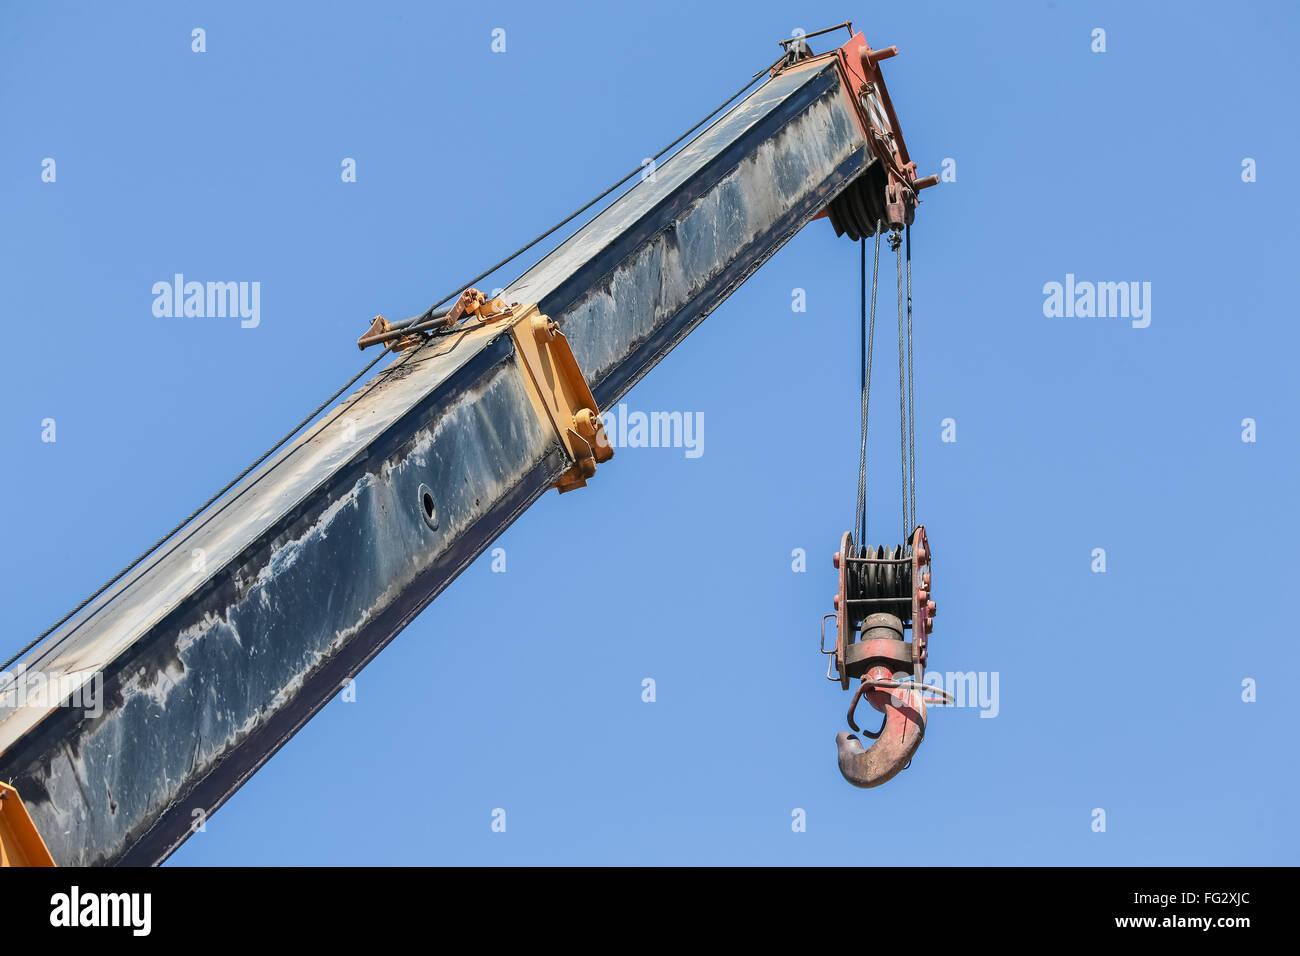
[0,25,938,866]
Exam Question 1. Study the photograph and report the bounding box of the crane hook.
[837,674,927,788]
[821,528,949,789]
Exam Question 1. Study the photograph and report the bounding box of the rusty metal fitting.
[860,45,898,73]
[837,707,925,788]
[474,297,514,323]
[448,288,487,326]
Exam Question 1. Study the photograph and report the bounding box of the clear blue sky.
[1,1,1295,865]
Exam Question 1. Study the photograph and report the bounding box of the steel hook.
[836,678,927,789]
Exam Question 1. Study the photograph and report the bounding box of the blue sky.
[1,1,1296,865]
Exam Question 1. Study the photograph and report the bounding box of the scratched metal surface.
[0,56,871,865]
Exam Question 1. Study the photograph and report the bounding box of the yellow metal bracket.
[0,781,55,866]
[356,292,612,492]
[498,304,612,493]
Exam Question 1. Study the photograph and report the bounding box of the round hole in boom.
[417,484,438,530]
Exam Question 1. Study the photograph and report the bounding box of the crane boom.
[0,31,929,865]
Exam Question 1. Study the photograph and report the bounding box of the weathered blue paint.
[0,56,875,865]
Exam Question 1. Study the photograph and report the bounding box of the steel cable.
[409,72,769,323]
[894,232,909,544]
[1,342,404,677]
[1,67,772,681]
[905,225,916,542]
[854,226,882,549]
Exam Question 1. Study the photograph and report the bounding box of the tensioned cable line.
[1,67,772,680]
[406,71,771,327]
[852,223,918,553]
[0,344,399,677]
[854,225,882,549]
[905,225,916,540]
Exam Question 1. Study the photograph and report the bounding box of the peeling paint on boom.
[0,31,930,865]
